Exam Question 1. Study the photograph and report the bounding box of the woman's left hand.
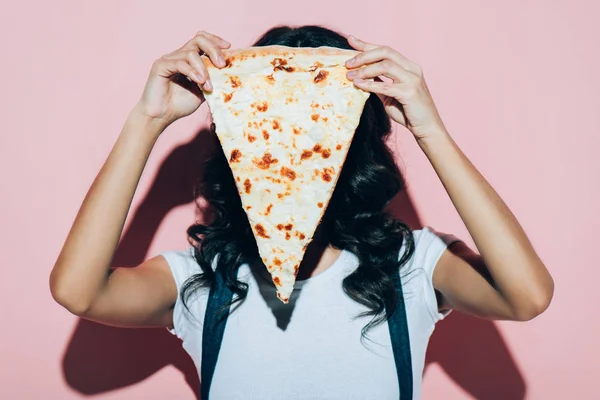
[345,35,447,141]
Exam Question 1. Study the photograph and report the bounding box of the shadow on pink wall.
[60,130,526,399]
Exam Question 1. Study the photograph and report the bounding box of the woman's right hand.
[134,31,231,128]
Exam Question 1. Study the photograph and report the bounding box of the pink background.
[1,1,598,398]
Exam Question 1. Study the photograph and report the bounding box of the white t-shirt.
[161,226,460,400]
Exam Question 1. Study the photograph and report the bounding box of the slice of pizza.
[200,45,370,303]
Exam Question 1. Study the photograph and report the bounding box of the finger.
[197,30,231,49]
[170,49,212,88]
[372,77,391,104]
[158,58,211,90]
[346,45,416,74]
[346,35,378,52]
[184,32,226,68]
[352,78,400,98]
[346,60,412,83]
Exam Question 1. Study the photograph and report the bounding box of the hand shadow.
[61,129,217,398]
[61,132,526,400]
[388,191,527,399]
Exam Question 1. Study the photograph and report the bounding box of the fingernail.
[203,79,213,91]
[347,70,357,78]
[349,35,356,41]
[354,78,364,84]
[194,72,203,82]
[346,58,355,66]
[217,56,225,67]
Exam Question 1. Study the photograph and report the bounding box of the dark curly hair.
[182,25,416,336]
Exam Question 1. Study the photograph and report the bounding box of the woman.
[50,25,554,399]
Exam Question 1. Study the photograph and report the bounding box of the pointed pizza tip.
[276,292,290,304]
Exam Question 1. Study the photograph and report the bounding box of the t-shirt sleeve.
[159,246,202,340]
[413,226,462,323]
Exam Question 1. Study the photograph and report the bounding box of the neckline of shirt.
[293,248,354,289]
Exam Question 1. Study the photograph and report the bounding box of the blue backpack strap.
[200,270,235,400]
[387,270,413,399]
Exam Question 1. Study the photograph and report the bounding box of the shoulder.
[399,226,462,323]
[406,226,461,267]
[159,246,203,289]
[158,246,207,339]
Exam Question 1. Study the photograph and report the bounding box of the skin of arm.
[420,130,554,321]
[50,31,230,328]
[345,35,554,321]
[49,112,178,327]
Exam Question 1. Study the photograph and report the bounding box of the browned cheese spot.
[236,177,240,182]
[311,101,319,108]
[246,205,252,210]
[248,134,256,143]
[256,101,268,112]
[285,232,291,240]
[321,149,331,159]
[265,74,275,83]
[311,114,320,122]
[284,224,293,231]
[274,257,282,266]
[322,117,328,122]
[255,224,270,238]
[243,178,252,194]
[272,120,280,130]
[314,70,329,83]
[253,153,278,169]
[317,202,323,208]
[262,130,270,140]
[230,149,241,163]
[321,167,334,182]
[265,204,273,216]
[229,76,241,88]
[223,92,233,103]
[273,276,282,286]
[277,193,284,199]
[286,97,296,104]
[293,127,301,135]
[301,150,313,160]
[308,62,324,72]
[313,144,322,153]
[271,58,295,72]
[276,224,284,230]
[336,144,342,150]
[299,233,306,240]
[294,264,299,275]
[280,166,296,180]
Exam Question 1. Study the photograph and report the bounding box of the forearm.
[418,130,554,318]
[50,109,165,314]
